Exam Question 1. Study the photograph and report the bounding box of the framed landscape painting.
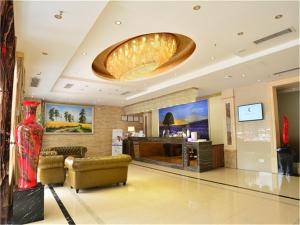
[44,102,94,134]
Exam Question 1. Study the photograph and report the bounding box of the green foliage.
[79,108,86,124]
[64,111,69,121]
[48,108,55,121]
[162,112,174,127]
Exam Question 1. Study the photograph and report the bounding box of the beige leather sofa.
[38,146,87,185]
[65,154,132,193]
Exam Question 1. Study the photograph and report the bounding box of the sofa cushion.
[65,154,132,172]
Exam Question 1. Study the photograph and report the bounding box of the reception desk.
[127,137,213,172]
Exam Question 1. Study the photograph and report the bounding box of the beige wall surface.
[235,83,273,172]
[124,88,198,114]
[277,91,299,157]
[42,105,143,156]
[208,95,224,145]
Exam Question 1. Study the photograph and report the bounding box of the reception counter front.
[127,137,213,172]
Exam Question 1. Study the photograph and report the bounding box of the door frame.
[269,76,299,173]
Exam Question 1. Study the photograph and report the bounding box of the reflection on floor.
[133,160,300,200]
[141,155,198,167]
[29,162,300,224]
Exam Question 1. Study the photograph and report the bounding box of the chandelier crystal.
[92,33,196,81]
[106,33,177,80]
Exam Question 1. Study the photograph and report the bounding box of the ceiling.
[14,1,299,106]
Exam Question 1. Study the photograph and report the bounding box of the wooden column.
[0,0,16,223]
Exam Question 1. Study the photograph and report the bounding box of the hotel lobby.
[0,0,299,224]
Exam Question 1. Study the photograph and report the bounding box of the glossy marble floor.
[30,162,300,224]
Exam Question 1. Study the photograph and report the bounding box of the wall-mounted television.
[238,103,263,122]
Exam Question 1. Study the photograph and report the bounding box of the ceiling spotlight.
[82,52,87,56]
[275,14,283,19]
[257,79,261,82]
[237,32,244,36]
[54,11,64,20]
[241,74,246,78]
[224,75,232,79]
[42,52,48,56]
[115,20,122,25]
[211,56,215,60]
[193,5,201,10]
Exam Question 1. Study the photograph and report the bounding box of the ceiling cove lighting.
[126,39,299,100]
[92,33,196,81]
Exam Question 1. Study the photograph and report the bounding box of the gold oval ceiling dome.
[92,33,196,81]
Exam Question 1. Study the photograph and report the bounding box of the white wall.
[235,83,273,172]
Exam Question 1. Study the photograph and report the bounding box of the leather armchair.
[38,146,87,185]
[65,154,132,193]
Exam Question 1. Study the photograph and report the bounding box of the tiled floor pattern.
[30,163,300,224]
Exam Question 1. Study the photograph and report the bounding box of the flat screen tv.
[238,103,263,122]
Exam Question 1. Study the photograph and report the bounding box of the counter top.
[128,137,211,145]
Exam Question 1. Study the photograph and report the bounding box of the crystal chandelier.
[92,33,196,81]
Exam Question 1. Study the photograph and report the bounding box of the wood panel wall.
[0,0,16,223]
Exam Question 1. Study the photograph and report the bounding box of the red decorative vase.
[15,101,44,189]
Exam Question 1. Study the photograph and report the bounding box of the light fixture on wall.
[128,126,135,136]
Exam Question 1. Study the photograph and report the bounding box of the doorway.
[275,82,299,176]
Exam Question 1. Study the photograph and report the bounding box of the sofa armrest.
[65,156,75,170]
[39,155,64,169]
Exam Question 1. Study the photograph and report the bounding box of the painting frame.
[127,115,134,122]
[44,102,94,135]
[159,99,209,138]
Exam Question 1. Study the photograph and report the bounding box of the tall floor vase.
[15,101,43,189]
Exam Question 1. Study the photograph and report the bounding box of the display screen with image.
[159,99,209,138]
[238,103,263,122]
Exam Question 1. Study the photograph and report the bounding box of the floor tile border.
[131,162,300,201]
[48,185,76,225]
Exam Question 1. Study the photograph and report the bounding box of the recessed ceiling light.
[115,20,122,25]
[275,14,283,19]
[42,52,48,56]
[237,32,244,36]
[211,56,215,60]
[224,75,232,79]
[193,5,201,10]
[257,79,261,82]
[241,74,246,78]
[82,52,87,56]
[54,11,63,20]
